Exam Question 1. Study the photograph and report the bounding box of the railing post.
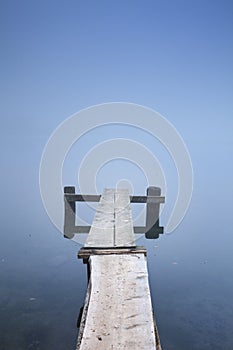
[64,186,75,239]
[146,186,163,239]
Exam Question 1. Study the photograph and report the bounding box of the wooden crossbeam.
[64,193,165,204]
[78,246,147,260]
[64,186,164,239]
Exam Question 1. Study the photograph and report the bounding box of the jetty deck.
[76,189,162,350]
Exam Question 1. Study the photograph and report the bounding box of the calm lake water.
[1,197,233,350]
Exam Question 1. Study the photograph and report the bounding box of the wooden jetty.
[64,188,164,350]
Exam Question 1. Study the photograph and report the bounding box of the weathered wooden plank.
[134,226,164,234]
[114,189,135,247]
[130,195,165,204]
[77,254,157,350]
[78,246,147,259]
[72,226,91,234]
[84,188,138,248]
[64,193,165,204]
[65,194,101,202]
[70,225,162,235]
[65,225,163,235]
[84,189,115,247]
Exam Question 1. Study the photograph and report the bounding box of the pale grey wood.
[84,189,115,247]
[84,188,137,248]
[77,254,157,350]
[114,189,135,246]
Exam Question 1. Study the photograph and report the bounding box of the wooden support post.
[64,186,75,239]
[146,186,163,239]
[63,188,164,238]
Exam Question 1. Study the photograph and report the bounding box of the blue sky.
[0,0,232,232]
[1,0,232,225]
[1,0,232,120]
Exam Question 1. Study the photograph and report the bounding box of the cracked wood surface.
[84,189,135,248]
[77,254,157,350]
